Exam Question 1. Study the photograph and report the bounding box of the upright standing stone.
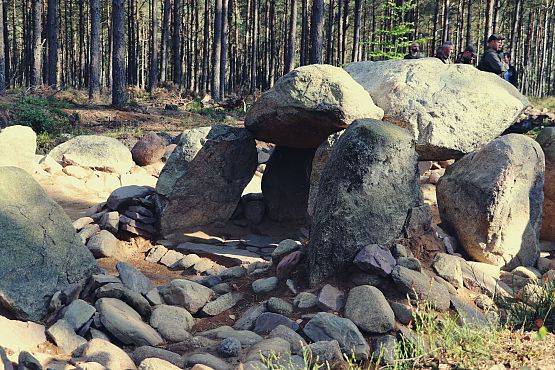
[157,125,258,235]
[0,125,37,174]
[0,167,98,321]
[308,120,420,285]
[262,146,315,223]
[437,134,543,269]
[536,128,555,241]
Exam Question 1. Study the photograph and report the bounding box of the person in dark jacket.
[455,44,476,65]
[435,41,454,64]
[503,53,518,87]
[404,42,423,60]
[478,34,508,76]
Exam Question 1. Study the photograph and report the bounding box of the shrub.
[12,95,72,136]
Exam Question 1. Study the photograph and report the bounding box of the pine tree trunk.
[268,0,275,87]
[325,0,334,64]
[0,0,5,94]
[212,0,222,100]
[250,0,258,91]
[47,0,59,87]
[442,0,450,43]
[173,0,182,85]
[2,0,8,88]
[483,0,494,46]
[351,0,361,62]
[112,0,126,107]
[341,0,348,64]
[284,0,296,73]
[300,0,308,65]
[465,0,472,46]
[148,0,159,91]
[89,0,100,98]
[220,0,228,98]
[309,0,324,64]
[30,0,42,86]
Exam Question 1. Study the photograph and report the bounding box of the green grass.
[531,97,555,112]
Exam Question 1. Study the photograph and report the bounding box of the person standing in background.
[503,53,518,87]
[404,42,423,60]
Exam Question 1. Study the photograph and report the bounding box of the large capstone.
[245,64,384,149]
[345,59,529,160]
[157,125,257,235]
[0,125,37,174]
[437,134,543,269]
[156,126,212,197]
[262,146,315,224]
[536,128,555,241]
[0,166,98,321]
[308,120,420,285]
[49,135,135,174]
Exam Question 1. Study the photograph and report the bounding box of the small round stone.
[217,337,241,358]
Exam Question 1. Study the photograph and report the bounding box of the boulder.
[132,133,167,166]
[49,135,135,173]
[87,230,118,258]
[308,120,420,285]
[150,305,194,342]
[0,166,98,321]
[437,134,543,269]
[201,292,244,316]
[46,319,87,354]
[268,325,307,354]
[156,126,212,197]
[308,132,342,216]
[353,244,396,277]
[106,185,155,211]
[157,125,257,235]
[245,64,384,148]
[303,312,370,360]
[345,58,529,160]
[79,338,137,370]
[391,266,450,311]
[139,358,182,370]
[96,298,163,346]
[262,146,315,223]
[159,279,214,314]
[344,285,395,333]
[116,261,154,295]
[536,127,555,241]
[131,346,183,368]
[0,125,37,174]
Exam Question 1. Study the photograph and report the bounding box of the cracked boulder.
[245,64,384,149]
[345,59,529,160]
[437,134,543,269]
[0,166,98,321]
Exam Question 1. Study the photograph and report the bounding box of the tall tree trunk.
[432,0,440,50]
[284,0,296,73]
[309,0,324,64]
[351,0,361,62]
[0,0,5,94]
[465,0,472,46]
[268,0,275,86]
[337,0,342,64]
[483,0,494,46]
[220,0,228,98]
[2,0,8,88]
[173,0,182,85]
[89,0,100,98]
[341,0,348,64]
[325,0,334,64]
[47,0,59,87]
[300,0,308,65]
[510,0,522,62]
[201,0,210,92]
[160,0,170,82]
[30,0,42,86]
[149,0,159,91]
[442,0,450,43]
[112,0,126,107]
[250,0,258,91]
[212,0,222,100]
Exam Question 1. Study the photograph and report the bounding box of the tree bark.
[284,0,296,73]
[47,0,59,87]
[89,0,100,98]
[112,0,126,108]
[149,0,159,91]
[173,0,182,85]
[351,0,361,62]
[309,0,324,64]
[300,0,308,65]
[0,0,5,94]
[220,0,228,98]
[484,0,494,46]
[212,0,222,100]
[30,0,42,86]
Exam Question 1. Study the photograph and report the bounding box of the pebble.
[317,284,346,311]
[217,337,242,358]
[267,297,293,316]
[252,277,278,294]
[293,292,318,309]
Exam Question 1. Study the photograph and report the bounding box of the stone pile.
[72,185,159,256]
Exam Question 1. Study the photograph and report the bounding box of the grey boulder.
[308,120,420,285]
[0,166,98,321]
[437,134,543,269]
[345,58,529,160]
[344,285,395,333]
[245,64,383,148]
